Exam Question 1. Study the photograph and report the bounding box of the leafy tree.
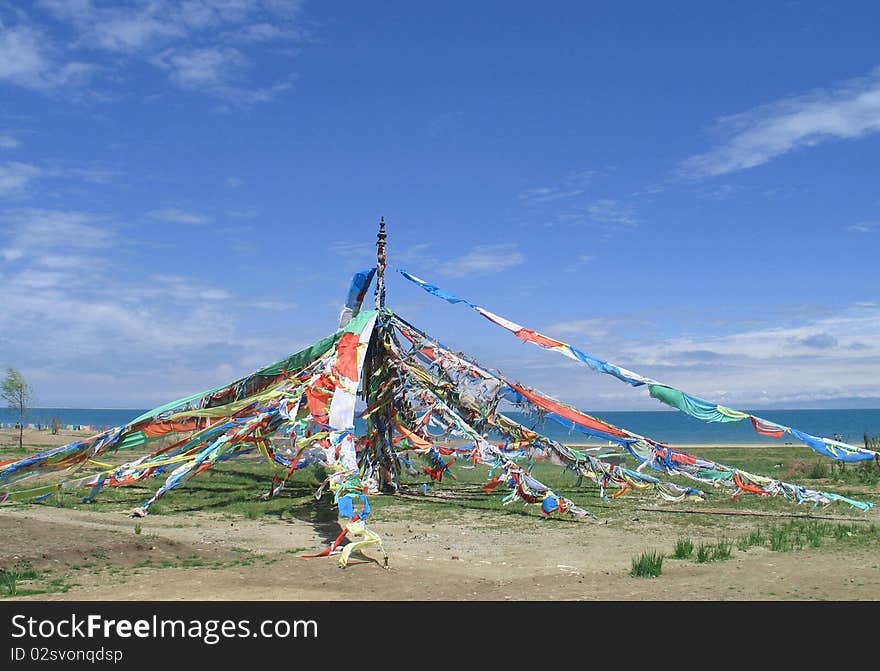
[2,368,33,450]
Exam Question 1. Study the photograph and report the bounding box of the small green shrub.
[631,550,664,578]
[0,562,39,597]
[736,529,765,552]
[672,537,694,559]
[712,539,733,561]
[696,543,713,563]
[806,525,824,548]
[770,528,791,552]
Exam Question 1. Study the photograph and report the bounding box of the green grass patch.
[8,439,878,550]
[693,539,733,563]
[0,562,39,597]
[672,537,694,559]
[736,529,765,551]
[769,527,791,552]
[695,543,713,563]
[712,539,733,561]
[631,550,664,578]
[806,462,828,479]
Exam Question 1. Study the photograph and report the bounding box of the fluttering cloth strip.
[399,269,878,462]
[338,267,376,328]
[388,313,871,510]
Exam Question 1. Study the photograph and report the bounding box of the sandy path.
[3,504,879,601]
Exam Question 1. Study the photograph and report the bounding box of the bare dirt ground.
[3,428,879,600]
[3,502,879,601]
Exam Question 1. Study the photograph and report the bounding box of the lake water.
[3,407,879,446]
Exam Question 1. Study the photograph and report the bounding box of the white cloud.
[10,269,70,289]
[0,162,42,197]
[0,208,114,246]
[250,300,297,311]
[210,77,296,108]
[0,24,53,86]
[0,133,20,149]
[0,200,327,407]
[586,199,638,227]
[25,0,306,105]
[682,67,880,177]
[152,46,246,89]
[226,207,260,219]
[556,199,639,233]
[539,318,631,340]
[0,209,115,273]
[482,303,880,410]
[329,241,375,259]
[1,248,25,262]
[82,13,184,54]
[230,22,306,44]
[329,240,524,277]
[147,207,212,225]
[624,314,879,366]
[519,170,594,203]
[606,306,880,403]
[0,161,128,198]
[67,166,125,184]
[115,274,233,303]
[0,24,97,92]
[225,176,244,188]
[848,221,879,233]
[438,243,525,277]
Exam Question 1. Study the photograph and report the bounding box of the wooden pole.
[375,216,387,310]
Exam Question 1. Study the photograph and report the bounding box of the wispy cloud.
[496,303,880,410]
[329,241,375,259]
[0,160,125,199]
[0,205,304,405]
[0,208,114,246]
[226,207,260,219]
[40,0,306,55]
[209,78,296,109]
[560,253,595,273]
[681,67,880,177]
[2,1,307,104]
[0,162,42,197]
[66,166,125,184]
[225,176,244,188]
[438,243,525,277]
[848,221,879,233]
[539,317,632,340]
[152,46,247,90]
[556,198,639,234]
[0,208,116,294]
[147,207,212,225]
[329,240,525,277]
[117,274,233,303]
[0,209,115,268]
[0,23,98,92]
[586,199,638,227]
[519,170,594,203]
[0,132,20,149]
[250,300,297,311]
[792,333,838,349]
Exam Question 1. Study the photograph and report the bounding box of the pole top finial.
[375,216,387,309]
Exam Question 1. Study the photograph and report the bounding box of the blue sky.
[1,0,879,411]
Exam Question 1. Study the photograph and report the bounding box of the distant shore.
[0,427,829,452]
